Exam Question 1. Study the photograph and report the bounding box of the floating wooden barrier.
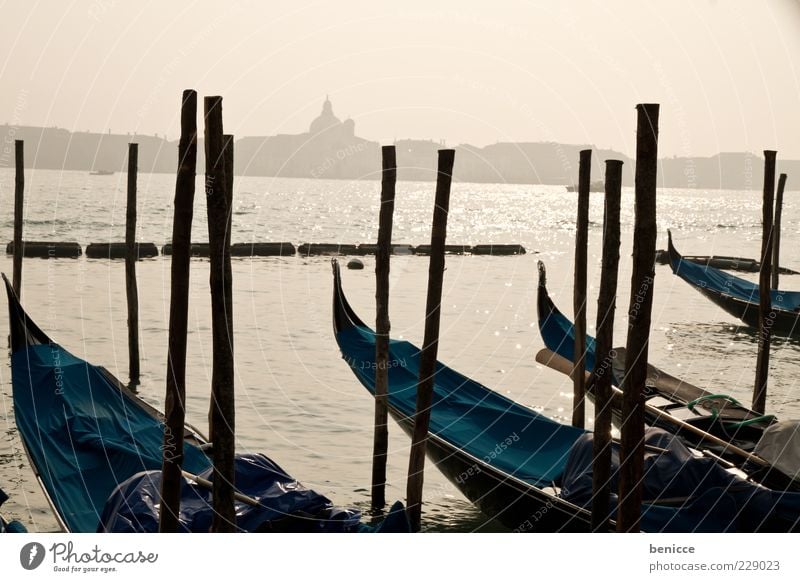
[86,242,159,259]
[162,243,210,257]
[6,241,82,258]
[4,241,528,260]
[471,244,526,255]
[356,243,415,256]
[230,242,296,257]
[297,243,358,256]
[414,244,471,255]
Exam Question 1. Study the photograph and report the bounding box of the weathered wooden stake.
[372,145,397,512]
[771,173,787,289]
[12,140,24,298]
[617,103,659,533]
[753,151,777,415]
[125,143,140,385]
[159,90,198,532]
[590,159,623,532]
[406,149,455,532]
[204,96,236,532]
[572,149,591,428]
[223,134,234,238]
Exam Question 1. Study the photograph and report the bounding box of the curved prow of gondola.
[536,261,592,369]
[536,261,562,321]
[1,273,52,352]
[331,258,368,336]
[666,229,682,273]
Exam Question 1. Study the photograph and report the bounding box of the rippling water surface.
[1,168,799,532]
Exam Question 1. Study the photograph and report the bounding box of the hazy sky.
[2,0,799,157]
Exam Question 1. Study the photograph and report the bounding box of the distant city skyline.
[1,1,799,158]
[5,96,798,191]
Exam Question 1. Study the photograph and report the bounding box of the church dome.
[309,96,342,135]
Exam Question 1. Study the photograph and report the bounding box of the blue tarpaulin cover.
[560,428,800,532]
[99,453,366,533]
[12,343,211,533]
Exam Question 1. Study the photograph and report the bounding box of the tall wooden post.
[204,96,236,532]
[406,149,455,532]
[12,140,24,298]
[572,149,591,428]
[771,173,787,289]
[372,145,397,512]
[617,103,659,533]
[159,90,198,532]
[590,159,623,531]
[753,151,777,415]
[125,143,140,385]
[223,135,234,237]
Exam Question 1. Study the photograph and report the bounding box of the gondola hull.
[387,406,593,532]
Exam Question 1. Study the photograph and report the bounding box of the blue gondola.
[3,274,406,533]
[332,259,800,532]
[535,260,800,491]
[667,231,800,336]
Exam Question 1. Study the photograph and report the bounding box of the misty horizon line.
[1,120,791,163]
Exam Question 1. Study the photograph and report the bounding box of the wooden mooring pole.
[771,173,787,290]
[572,149,591,428]
[12,140,24,298]
[617,103,659,533]
[590,159,623,532]
[125,143,141,385]
[372,145,397,512]
[159,90,198,532]
[753,151,777,415]
[406,149,455,532]
[204,96,236,532]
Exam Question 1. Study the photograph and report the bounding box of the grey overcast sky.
[1,0,799,157]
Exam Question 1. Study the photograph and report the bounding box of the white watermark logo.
[20,542,46,570]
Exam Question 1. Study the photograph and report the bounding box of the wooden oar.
[535,348,774,469]
[181,470,260,507]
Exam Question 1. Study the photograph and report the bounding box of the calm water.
[1,168,799,532]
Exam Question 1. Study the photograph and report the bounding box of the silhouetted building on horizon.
[236,96,376,179]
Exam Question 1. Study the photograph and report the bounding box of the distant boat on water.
[89,169,114,176]
[565,180,604,192]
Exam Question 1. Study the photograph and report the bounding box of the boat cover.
[559,428,800,532]
[12,343,212,533]
[754,420,800,481]
[99,453,368,532]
